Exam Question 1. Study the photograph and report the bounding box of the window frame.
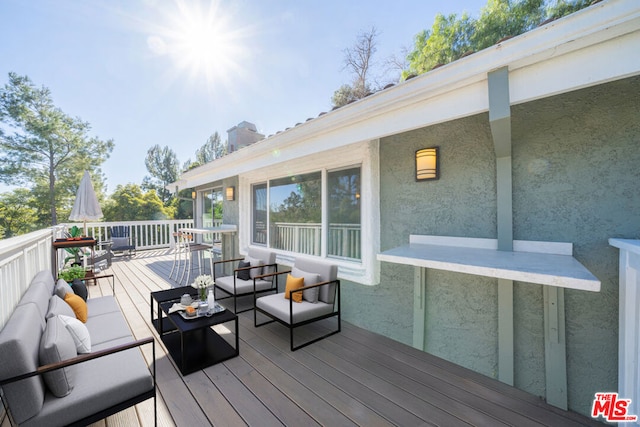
[241,139,380,285]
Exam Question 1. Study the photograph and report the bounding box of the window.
[269,172,321,255]
[327,167,361,260]
[251,168,361,260]
[252,183,267,245]
[202,188,223,244]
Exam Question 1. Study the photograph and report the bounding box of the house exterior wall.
[344,75,640,416]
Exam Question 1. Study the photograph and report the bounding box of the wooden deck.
[75,249,603,427]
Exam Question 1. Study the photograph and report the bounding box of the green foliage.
[143,145,179,204]
[58,265,86,282]
[0,188,38,237]
[103,184,174,221]
[404,0,592,78]
[0,72,113,226]
[196,132,227,164]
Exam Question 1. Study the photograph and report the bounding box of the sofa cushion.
[0,304,46,424]
[85,311,132,347]
[284,274,304,303]
[54,279,73,299]
[27,347,153,427]
[18,281,52,321]
[216,276,273,295]
[40,316,77,397]
[291,267,320,303]
[292,258,338,304]
[257,293,334,324]
[64,293,88,323]
[85,295,121,317]
[31,270,56,296]
[46,295,77,320]
[245,256,264,279]
[236,261,251,281]
[59,315,91,353]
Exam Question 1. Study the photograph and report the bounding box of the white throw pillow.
[58,315,91,353]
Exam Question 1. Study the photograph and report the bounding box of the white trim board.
[379,235,600,292]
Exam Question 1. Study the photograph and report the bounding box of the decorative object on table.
[69,170,103,236]
[180,294,193,306]
[198,302,209,316]
[207,289,215,308]
[193,274,213,301]
[59,265,86,283]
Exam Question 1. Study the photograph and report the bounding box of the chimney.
[227,121,264,153]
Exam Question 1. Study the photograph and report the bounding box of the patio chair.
[110,226,136,257]
[213,247,278,313]
[254,258,340,351]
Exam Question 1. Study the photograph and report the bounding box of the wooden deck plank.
[84,250,604,427]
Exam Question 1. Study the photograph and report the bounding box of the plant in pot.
[63,225,84,266]
[59,265,86,283]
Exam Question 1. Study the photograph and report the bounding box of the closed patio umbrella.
[69,170,103,234]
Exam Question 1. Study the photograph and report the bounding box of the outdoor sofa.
[0,270,156,426]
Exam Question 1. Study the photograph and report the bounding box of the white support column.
[610,238,640,425]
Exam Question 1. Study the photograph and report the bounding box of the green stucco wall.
[342,75,640,416]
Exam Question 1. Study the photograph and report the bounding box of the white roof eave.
[171,0,640,191]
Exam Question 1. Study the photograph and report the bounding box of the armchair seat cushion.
[256,293,334,324]
[216,276,273,295]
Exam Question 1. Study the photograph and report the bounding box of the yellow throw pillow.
[64,293,88,323]
[284,274,304,303]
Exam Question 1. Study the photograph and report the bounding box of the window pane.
[328,167,361,260]
[252,183,267,245]
[269,172,321,255]
[202,189,223,244]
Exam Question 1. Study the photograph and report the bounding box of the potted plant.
[194,275,213,301]
[63,225,84,266]
[59,265,86,283]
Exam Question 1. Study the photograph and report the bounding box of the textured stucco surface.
[365,75,640,416]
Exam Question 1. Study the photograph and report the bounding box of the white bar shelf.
[378,235,600,292]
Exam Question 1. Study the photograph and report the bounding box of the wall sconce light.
[415,147,440,181]
[226,186,235,201]
[191,191,196,199]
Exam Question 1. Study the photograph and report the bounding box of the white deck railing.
[0,219,218,329]
[0,227,63,328]
[272,222,361,260]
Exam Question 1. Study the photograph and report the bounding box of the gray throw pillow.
[237,261,251,281]
[46,295,76,320]
[292,267,320,303]
[39,316,77,397]
[54,278,73,299]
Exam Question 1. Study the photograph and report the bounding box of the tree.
[331,27,379,108]
[143,145,179,204]
[0,188,38,237]
[103,184,174,221]
[404,0,591,78]
[196,131,226,164]
[0,72,114,225]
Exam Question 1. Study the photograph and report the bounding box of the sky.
[0,0,488,194]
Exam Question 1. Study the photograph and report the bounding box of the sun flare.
[147,0,250,91]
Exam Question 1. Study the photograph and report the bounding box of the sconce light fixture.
[415,147,439,181]
[226,186,235,201]
[191,191,196,199]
